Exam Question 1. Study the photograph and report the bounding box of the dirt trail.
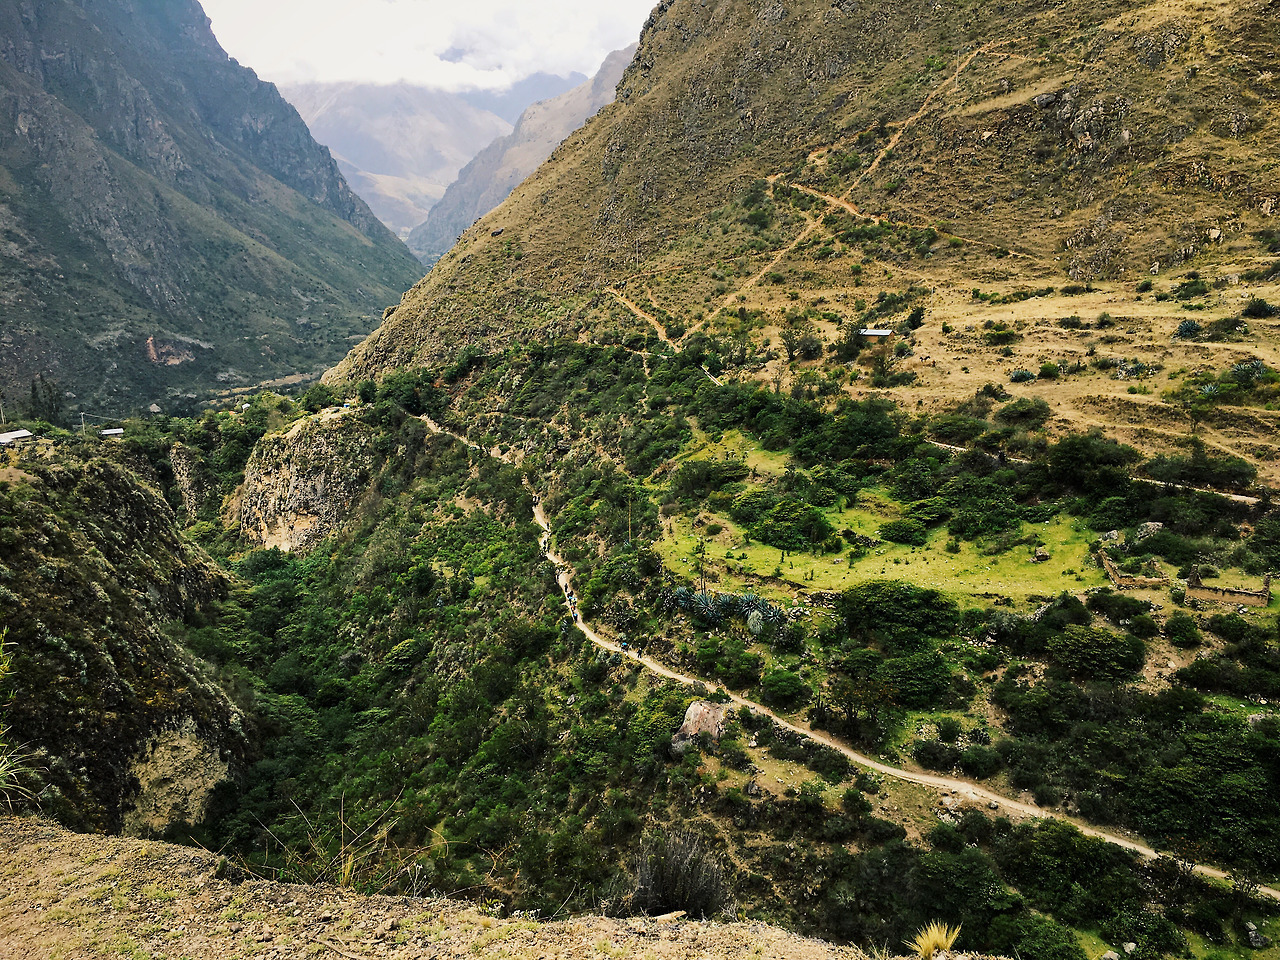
[607,288,673,345]
[851,39,1020,190]
[420,418,1280,904]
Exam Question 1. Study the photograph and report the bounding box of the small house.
[0,429,33,445]
[99,428,125,439]
[858,328,894,339]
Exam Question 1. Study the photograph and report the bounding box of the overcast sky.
[200,0,655,91]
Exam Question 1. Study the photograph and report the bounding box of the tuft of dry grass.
[906,921,961,959]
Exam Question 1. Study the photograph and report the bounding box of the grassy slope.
[333,0,1280,481]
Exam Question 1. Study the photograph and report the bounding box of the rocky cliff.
[0,448,245,835]
[236,412,381,553]
[406,45,636,265]
[0,0,423,411]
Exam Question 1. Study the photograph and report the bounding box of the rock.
[1245,921,1271,948]
[1033,92,1058,108]
[1102,529,1121,542]
[1032,546,1050,563]
[745,780,761,796]
[1102,952,1121,960]
[236,415,381,554]
[1134,521,1164,542]
[671,701,730,754]
[1123,943,1137,954]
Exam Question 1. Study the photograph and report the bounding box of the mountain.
[279,82,513,238]
[459,70,589,124]
[0,0,423,414]
[337,0,1280,481]
[407,45,637,265]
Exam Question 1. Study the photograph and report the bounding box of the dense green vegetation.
[5,336,1279,958]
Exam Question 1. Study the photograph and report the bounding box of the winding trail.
[606,288,673,346]
[850,38,1021,190]
[417,418,1280,903]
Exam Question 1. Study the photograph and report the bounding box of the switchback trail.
[418,415,1280,903]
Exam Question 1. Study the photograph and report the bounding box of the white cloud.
[201,0,654,90]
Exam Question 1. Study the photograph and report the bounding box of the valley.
[2,0,1280,957]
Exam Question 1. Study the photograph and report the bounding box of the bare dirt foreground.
[0,816,979,960]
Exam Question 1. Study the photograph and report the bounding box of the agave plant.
[692,591,723,626]
[747,610,766,637]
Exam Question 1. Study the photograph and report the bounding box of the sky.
[200,0,656,91]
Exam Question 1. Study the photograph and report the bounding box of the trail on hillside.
[607,287,674,345]
[416,414,1279,903]
[850,38,1021,190]
[788,181,1040,262]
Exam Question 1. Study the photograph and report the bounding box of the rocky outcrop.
[238,414,381,553]
[121,718,234,838]
[169,443,215,519]
[1,452,245,835]
[671,700,731,754]
[407,45,635,264]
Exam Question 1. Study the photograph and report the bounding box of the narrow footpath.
[420,415,1280,903]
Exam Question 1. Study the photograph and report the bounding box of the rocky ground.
[0,816,990,960]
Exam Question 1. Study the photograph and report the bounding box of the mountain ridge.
[406,44,637,265]
[279,80,514,238]
[0,0,423,413]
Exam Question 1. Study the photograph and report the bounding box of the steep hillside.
[407,45,637,265]
[280,82,512,238]
[0,443,244,836]
[0,0,423,413]
[337,0,1280,480]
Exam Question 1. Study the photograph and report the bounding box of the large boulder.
[671,700,731,755]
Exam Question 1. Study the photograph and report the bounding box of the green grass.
[657,500,1104,606]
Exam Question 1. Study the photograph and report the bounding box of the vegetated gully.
[418,416,1280,902]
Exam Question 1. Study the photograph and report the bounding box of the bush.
[761,669,809,707]
[628,830,727,918]
[1046,625,1145,680]
[936,717,962,742]
[880,518,928,546]
[914,739,962,771]
[1038,362,1060,380]
[1242,297,1277,319]
[959,744,1003,779]
[994,397,1051,429]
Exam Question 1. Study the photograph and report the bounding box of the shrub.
[1046,625,1145,680]
[935,717,962,742]
[1242,297,1277,319]
[959,744,1003,779]
[761,669,809,707]
[994,397,1051,429]
[880,518,928,545]
[1038,362,1060,380]
[914,739,962,770]
[628,830,726,918]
